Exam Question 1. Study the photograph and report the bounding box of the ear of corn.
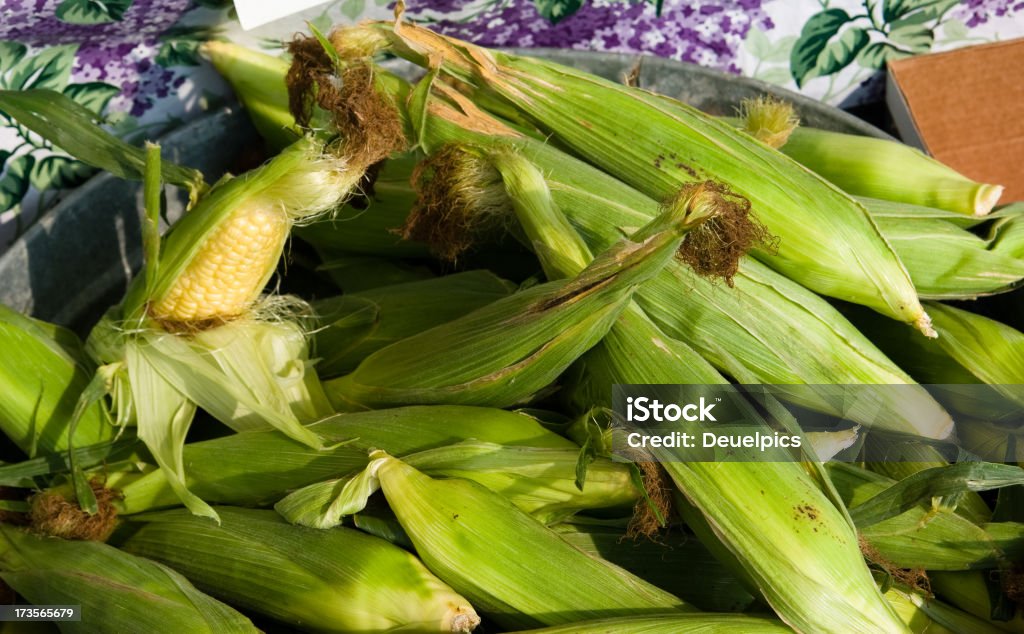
[117,405,574,513]
[120,507,481,633]
[725,100,1003,216]
[829,462,1022,570]
[0,524,258,633]
[503,615,793,634]
[314,271,516,377]
[357,21,932,335]
[275,441,639,528]
[363,451,693,630]
[200,40,303,151]
[870,210,1024,299]
[322,195,715,410]
[551,524,757,612]
[0,303,112,456]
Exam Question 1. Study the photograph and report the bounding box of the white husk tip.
[915,312,937,339]
[447,608,481,633]
[265,148,362,223]
[974,184,1004,216]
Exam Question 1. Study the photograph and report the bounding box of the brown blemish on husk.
[29,480,121,542]
[399,144,509,261]
[859,535,931,594]
[286,36,406,167]
[430,82,522,138]
[671,181,774,286]
[627,461,673,539]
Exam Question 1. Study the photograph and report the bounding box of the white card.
[232,0,331,30]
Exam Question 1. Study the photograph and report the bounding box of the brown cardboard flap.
[887,38,1024,201]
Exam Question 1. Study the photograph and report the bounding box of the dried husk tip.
[400,144,510,261]
[670,181,773,285]
[286,35,406,169]
[627,461,674,540]
[28,480,120,542]
[738,96,800,149]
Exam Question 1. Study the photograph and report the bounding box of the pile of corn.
[2,14,1024,634]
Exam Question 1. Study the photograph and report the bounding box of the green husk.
[885,584,1007,634]
[551,524,757,612]
[276,441,638,528]
[829,463,1024,570]
[0,89,205,203]
[870,209,1024,299]
[322,192,717,410]
[120,507,480,633]
[116,405,573,514]
[0,304,112,456]
[363,451,693,629]
[313,270,516,377]
[777,125,1003,217]
[355,20,932,335]
[200,40,303,150]
[505,615,792,633]
[297,154,432,259]
[0,524,257,633]
[725,99,1003,216]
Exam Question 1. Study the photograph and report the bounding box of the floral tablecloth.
[1,0,1021,249]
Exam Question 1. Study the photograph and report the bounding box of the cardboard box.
[887,38,1024,201]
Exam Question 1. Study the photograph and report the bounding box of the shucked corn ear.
[0,303,112,456]
[349,19,933,335]
[729,98,1004,216]
[322,190,719,410]
[313,270,515,377]
[82,137,363,519]
[399,79,951,441]
[0,524,257,634]
[117,405,574,513]
[356,451,692,630]
[276,441,639,528]
[121,507,480,633]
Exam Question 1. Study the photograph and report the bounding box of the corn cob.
[829,462,1023,570]
[356,451,693,629]
[505,615,793,633]
[0,524,257,633]
[322,189,719,410]
[120,507,480,633]
[116,405,574,513]
[551,524,756,612]
[728,96,1004,216]
[349,20,933,335]
[276,441,639,528]
[313,271,515,377]
[0,304,112,456]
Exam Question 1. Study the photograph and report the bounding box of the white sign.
[233,0,331,30]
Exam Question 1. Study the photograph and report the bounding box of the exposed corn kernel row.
[150,196,286,323]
